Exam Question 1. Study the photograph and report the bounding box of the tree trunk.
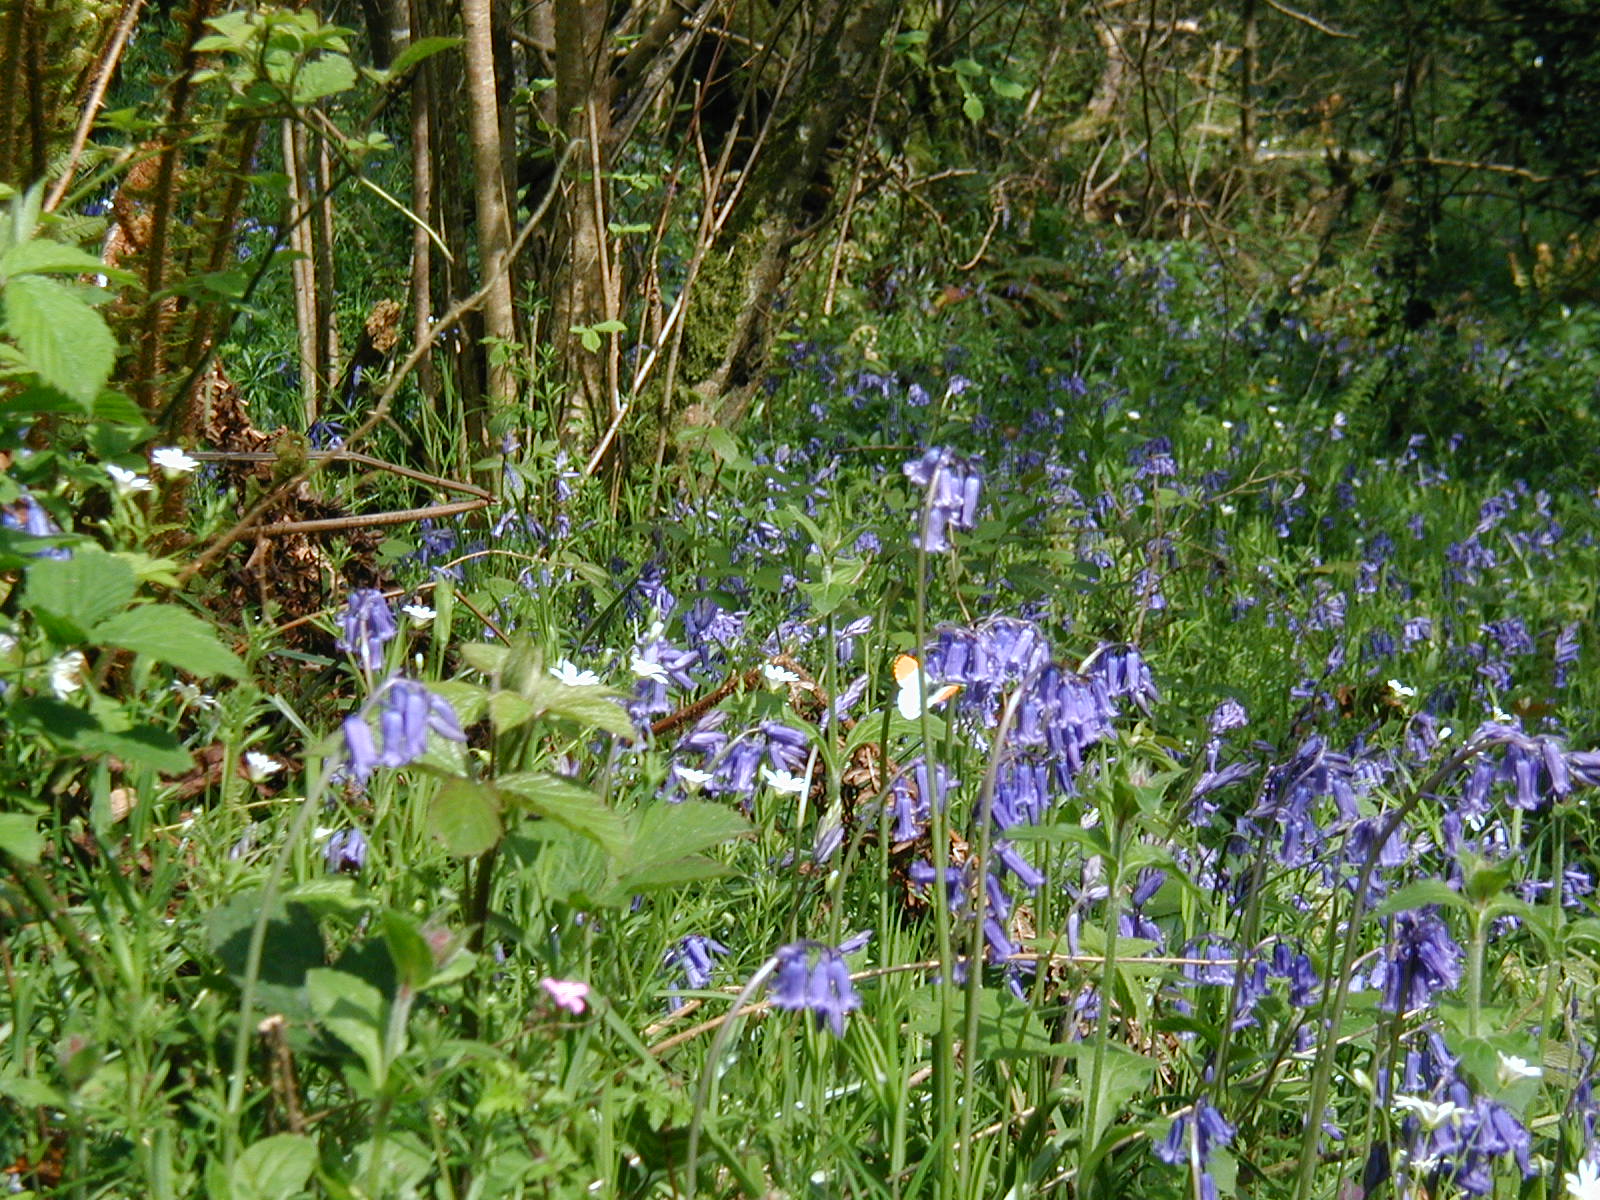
[460,0,517,450]
[552,0,615,442]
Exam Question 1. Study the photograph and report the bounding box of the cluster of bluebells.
[671,712,810,808]
[336,588,398,670]
[767,933,869,1037]
[1390,1031,1535,1196]
[341,676,466,783]
[663,934,729,1011]
[1154,1096,1236,1200]
[903,447,982,553]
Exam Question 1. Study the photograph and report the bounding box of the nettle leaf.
[386,35,461,78]
[0,813,44,864]
[496,771,628,858]
[624,800,752,873]
[427,776,502,857]
[2,273,115,406]
[0,238,133,281]
[92,604,247,679]
[232,1133,318,1200]
[292,53,356,103]
[24,549,136,639]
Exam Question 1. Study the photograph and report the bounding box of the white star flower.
[401,603,436,625]
[761,662,801,687]
[673,765,713,792]
[631,655,668,683]
[761,766,807,796]
[551,659,601,686]
[1567,1158,1600,1200]
[151,447,200,476]
[243,752,282,782]
[106,463,153,494]
[1393,1094,1464,1130]
[1497,1052,1542,1085]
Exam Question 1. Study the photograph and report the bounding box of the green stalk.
[1081,810,1124,1199]
[914,483,959,1200]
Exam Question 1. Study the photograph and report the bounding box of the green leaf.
[25,548,137,638]
[0,238,133,281]
[962,94,985,122]
[92,604,247,678]
[75,723,193,773]
[951,57,984,77]
[306,968,388,1084]
[460,642,510,675]
[3,273,115,405]
[496,771,628,858]
[291,53,356,103]
[205,890,325,1018]
[387,35,461,77]
[382,910,436,991]
[487,689,538,733]
[625,800,751,872]
[612,855,736,896]
[233,1133,318,1200]
[989,75,1028,100]
[0,813,44,864]
[427,776,502,857]
[1372,879,1468,918]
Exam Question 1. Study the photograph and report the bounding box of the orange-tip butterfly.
[893,654,960,720]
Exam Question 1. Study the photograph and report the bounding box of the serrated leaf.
[1371,879,1467,918]
[627,800,752,871]
[205,890,324,1018]
[25,548,136,636]
[75,724,193,773]
[306,968,388,1083]
[460,642,509,676]
[487,689,538,733]
[3,273,114,405]
[382,910,435,990]
[233,1133,317,1200]
[388,35,460,77]
[291,53,356,103]
[426,776,502,856]
[496,771,627,858]
[0,238,133,281]
[613,854,736,896]
[429,679,487,727]
[92,604,246,678]
[0,813,44,864]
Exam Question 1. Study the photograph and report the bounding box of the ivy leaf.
[2,273,115,406]
[92,604,247,679]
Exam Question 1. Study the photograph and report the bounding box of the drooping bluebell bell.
[341,677,466,783]
[1372,909,1462,1013]
[336,589,398,670]
[1555,621,1581,687]
[902,447,982,553]
[767,933,869,1036]
[1155,1096,1236,1200]
[663,934,730,1011]
[324,828,368,873]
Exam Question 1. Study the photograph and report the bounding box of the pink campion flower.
[540,977,589,1015]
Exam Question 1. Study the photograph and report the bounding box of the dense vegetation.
[2,2,1600,1198]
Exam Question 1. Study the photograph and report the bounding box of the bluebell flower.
[325,828,368,873]
[767,934,869,1036]
[663,934,729,1010]
[341,677,466,783]
[1373,909,1462,1013]
[336,589,398,670]
[1155,1096,1236,1200]
[903,447,982,553]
